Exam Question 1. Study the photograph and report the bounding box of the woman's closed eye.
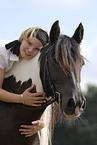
[34,48,40,51]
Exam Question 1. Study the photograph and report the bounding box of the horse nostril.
[67,98,75,108]
[65,98,75,115]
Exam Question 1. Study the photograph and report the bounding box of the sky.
[0,0,97,91]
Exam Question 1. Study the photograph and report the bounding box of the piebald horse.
[0,21,86,145]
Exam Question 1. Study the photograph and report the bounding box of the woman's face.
[19,37,43,59]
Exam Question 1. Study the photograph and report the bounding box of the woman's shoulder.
[0,40,13,54]
[0,45,9,57]
[0,45,10,70]
[0,40,11,46]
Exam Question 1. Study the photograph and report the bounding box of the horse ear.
[50,20,60,44]
[72,23,84,44]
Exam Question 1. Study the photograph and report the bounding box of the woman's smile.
[24,50,31,56]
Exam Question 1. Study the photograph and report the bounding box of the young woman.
[0,27,49,137]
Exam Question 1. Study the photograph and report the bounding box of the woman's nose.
[28,47,33,52]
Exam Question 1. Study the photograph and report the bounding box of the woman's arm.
[0,68,47,106]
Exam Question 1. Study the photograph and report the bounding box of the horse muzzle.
[62,95,86,119]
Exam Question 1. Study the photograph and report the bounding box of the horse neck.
[39,44,55,96]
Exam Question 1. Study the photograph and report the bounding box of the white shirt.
[0,45,19,72]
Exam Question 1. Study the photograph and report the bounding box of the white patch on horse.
[5,52,43,92]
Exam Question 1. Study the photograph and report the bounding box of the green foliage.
[52,84,97,145]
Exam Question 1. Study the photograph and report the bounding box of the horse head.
[40,21,86,119]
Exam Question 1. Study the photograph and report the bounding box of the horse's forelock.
[55,36,84,75]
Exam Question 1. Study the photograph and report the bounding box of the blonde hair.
[19,27,49,46]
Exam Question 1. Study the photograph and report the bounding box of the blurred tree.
[52,85,97,145]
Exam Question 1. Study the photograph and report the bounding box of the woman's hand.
[19,120,45,137]
[21,85,47,106]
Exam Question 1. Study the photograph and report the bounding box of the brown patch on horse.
[3,75,36,94]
